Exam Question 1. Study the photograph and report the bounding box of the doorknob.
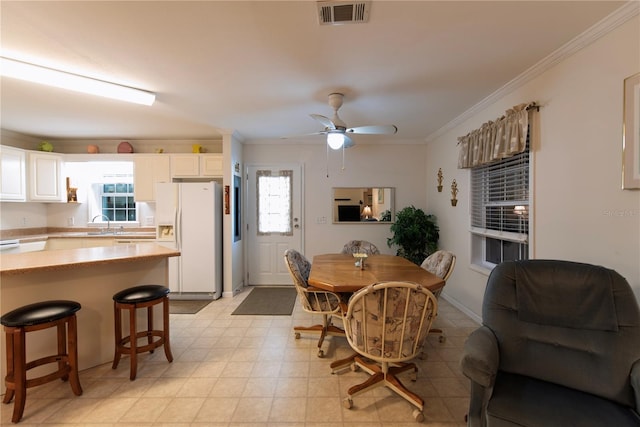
[294,224,300,228]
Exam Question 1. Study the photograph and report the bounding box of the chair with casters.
[341,281,438,422]
[284,249,345,358]
[340,240,381,255]
[460,260,640,427]
[420,250,456,342]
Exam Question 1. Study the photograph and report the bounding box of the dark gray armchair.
[461,260,640,427]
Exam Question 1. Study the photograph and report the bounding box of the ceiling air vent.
[317,1,370,25]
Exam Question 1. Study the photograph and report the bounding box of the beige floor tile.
[120,397,173,423]
[209,377,248,397]
[269,396,307,422]
[231,396,273,422]
[242,377,277,397]
[305,397,344,422]
[82,397,138,422]
[141,377,188,397]
[157,396,205,422]
[177,376,216,397]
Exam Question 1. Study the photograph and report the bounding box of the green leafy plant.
[387,205,439,265]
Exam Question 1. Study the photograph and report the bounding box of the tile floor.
[1,288,478,426]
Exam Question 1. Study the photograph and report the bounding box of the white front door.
[246,164,303,285]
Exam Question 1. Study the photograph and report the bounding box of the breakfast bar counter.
[0,243,179,275]
[0,244,180,379]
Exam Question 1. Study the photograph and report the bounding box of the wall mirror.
[332,187,394,224]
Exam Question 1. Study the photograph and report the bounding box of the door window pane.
[256,170,293,235]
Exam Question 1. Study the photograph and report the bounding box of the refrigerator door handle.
[176,207,182,251]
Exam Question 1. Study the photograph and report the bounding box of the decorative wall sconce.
[451,179,458,206]
[437,168,443,192]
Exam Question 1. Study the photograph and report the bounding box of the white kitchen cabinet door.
[29,152,65,202]
[171,154,200,177]
[134,155,171,201]
[0,146,26,201]
[200,154,223,177]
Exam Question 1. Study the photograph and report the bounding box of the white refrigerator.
[155,181,222,300]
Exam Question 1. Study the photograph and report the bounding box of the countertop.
[1,228,156,243]
[0,243,180,275]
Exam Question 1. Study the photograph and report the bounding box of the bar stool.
[1,300,82,423]
[112,284,173,380]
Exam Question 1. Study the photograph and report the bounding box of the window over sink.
[65,161,140,226]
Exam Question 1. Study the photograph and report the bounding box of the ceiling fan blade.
[280,131,326,139]
[310,114,336,130]
[346,125,398,135]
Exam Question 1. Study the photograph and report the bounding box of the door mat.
[169,299,213,314]
[232,286,297,316]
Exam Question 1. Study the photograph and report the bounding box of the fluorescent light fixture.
[327,132,345,150]
[0,56,155,106]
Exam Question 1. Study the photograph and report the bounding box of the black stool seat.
[113,285,169,304]
[1,300,81,327]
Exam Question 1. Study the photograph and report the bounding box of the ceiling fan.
[307,92,398,150]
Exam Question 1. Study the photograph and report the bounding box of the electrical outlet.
[145,216,154,226]
[67,217,75,226]
[22,217,28,226]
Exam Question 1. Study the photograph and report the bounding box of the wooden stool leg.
[147,306,154,353]
[129,305,137,381]
[11,328,26,423]
[57,322,68,381]
[67,315,82,396]
[112,303,122,370]
[162,296,173,363]
[3,328,15,404]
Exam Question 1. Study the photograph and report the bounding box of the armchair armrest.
[631,359,640,413]
[460,326,499,388]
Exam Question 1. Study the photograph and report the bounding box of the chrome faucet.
[91,214,111,234]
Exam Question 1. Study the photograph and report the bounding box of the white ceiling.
[0,1,628,145]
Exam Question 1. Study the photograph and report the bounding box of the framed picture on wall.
[623,72,640,189]
[377,189,384,204]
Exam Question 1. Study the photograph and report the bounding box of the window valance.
[457,102,536,169]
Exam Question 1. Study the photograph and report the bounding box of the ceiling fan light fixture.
[327,133,345,150]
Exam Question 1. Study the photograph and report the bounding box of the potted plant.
[387,205,439,265]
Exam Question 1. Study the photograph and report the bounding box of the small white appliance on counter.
[155,181,222,300]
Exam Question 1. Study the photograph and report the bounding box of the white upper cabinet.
[171,154,222,178]
[201,154,223,177]
[28,151,65,202]
[171,154,200,177]
[0,145,27,201]
[134,155,171,201]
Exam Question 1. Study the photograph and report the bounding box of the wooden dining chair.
[341,281,438,422]
[283,249,345,357]
[420,250,456,342]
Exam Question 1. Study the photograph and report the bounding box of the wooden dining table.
[309,253,445,373]
[308,253,445,294]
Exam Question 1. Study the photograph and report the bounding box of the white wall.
[243,141,428,259]
[223,132,245,297]
[426,15,640,320]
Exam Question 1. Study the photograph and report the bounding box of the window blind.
[470,137,529,244]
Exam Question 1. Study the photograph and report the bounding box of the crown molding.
[426,1,640,143]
